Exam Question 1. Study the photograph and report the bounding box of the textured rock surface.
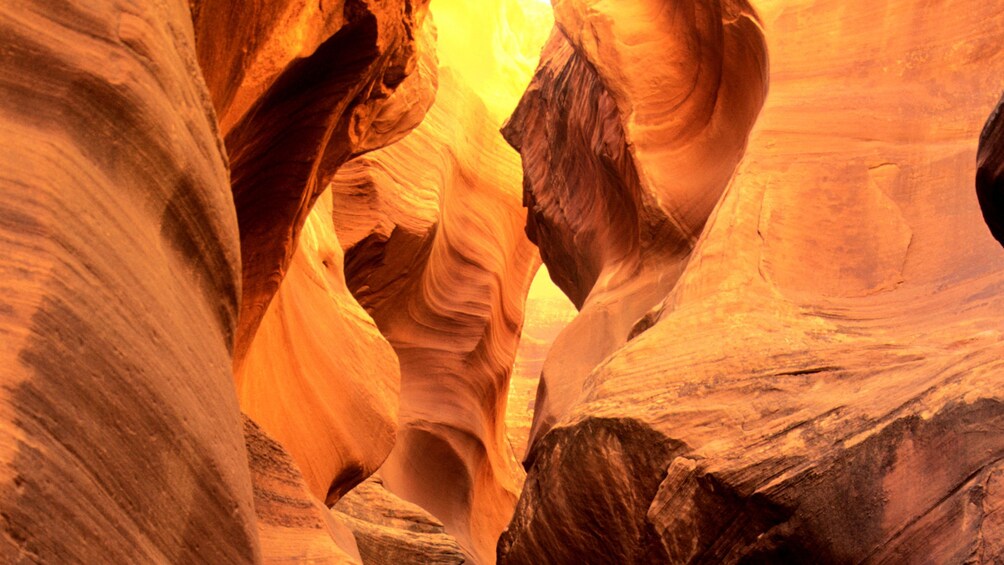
[506,267,577,460]
[325,1,551,562]
[500,1,1004,563]
[0,1,259,562]
[244,416,362,564]
[237,189,401,505]
[331,66,539,563]
[978,94,1004,245]
[333,476,466,564]
[502,3,768,454]
[228,0,438,511]
[194,0,435,365]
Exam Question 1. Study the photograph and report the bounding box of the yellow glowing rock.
[238,189,401,505]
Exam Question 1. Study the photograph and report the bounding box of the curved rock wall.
[196,0,434,365]
[502,1,768,457]
[500,0,1004,562]
[330,65,540,563]
[227,0,438,512]
[0,1,258,562]
[320,2,552,562]
[237,189,403,505]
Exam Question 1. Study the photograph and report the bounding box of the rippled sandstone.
[191,0,435,366]
[330,65,539,563]
[0,1,258,561]
[500,0,1004,563]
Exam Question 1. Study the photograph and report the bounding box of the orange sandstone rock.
[193,0,435,366]
[502,2,768,456]
[500,0,1004,562]
[330,67,540,563]
[237,190,401,505]
[0,1,258,561]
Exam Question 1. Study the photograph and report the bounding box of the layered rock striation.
[330,64,539,563]
[191,0,436,365]
[500,0,1004,563]
[333,476,466,565]
[501,1,769,458]
[0,1,258,561]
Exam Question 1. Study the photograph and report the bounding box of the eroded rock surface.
[330,66,539,563]
[502,1,768,456]
[237,190,401,505]
[192,0,436,365]
[227,0,438,512]
[333,476,466,565]
[0,1,258,561]
[500,1,1004,563]
[320,2,551,562]
[244,416,363,564]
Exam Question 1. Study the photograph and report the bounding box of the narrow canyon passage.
[2,1,1004,564]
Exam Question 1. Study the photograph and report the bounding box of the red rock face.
[6,0,1004,562]
[0,1,258,561]
[193,0,434,366]
[502,2,768,461]
[330,66,540,563]
[500,0,1004,562]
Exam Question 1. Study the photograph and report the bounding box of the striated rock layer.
[501,0,1004,563]
[244,416,362,564]
[333,476,466,565]
[330,65,539,563]
[190,0,436,365]
[0,1,259,562]
[322,1,552,561]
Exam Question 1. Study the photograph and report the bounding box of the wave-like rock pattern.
[0,1,259,561]
[502,4,768,457]
[501,0,1004,562]
[197,0,434,365]
[330,65,539,563]
[237,189,402,506]
[225,0,437,515]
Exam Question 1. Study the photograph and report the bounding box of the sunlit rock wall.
[229,1,438,512]
[502,0,768,460]
[191,0,435,365]
[330,67,538,563]
[0,1,259,561]
[321,2,553,561]
[501,0,1004,562]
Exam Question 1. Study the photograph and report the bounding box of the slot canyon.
[2,0,1004,562]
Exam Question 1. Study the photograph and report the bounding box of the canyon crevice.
[2,0,1004,564]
